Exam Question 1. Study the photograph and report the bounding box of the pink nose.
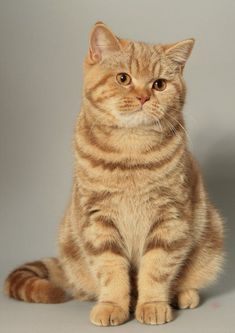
[136,95,150,105]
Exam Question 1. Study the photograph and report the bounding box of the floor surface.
[0,283,235,333]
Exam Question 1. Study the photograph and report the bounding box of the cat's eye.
[116,73,132,86]
[152,79,167,91]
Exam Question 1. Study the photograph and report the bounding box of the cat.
[4,22,224,326]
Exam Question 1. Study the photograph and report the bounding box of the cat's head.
[83,22,194,128]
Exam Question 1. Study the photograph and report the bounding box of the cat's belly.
[115,192,155,268]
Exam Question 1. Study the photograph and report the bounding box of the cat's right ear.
[88,22,121,63]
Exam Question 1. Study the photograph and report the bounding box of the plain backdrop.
[0,1,234,332]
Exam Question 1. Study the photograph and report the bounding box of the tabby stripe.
[172,82,185,106]
[134,57,140,73]
[128,43,135,71]
[142,122,182,154]
[25,261,49,278]
[61,237,81,260]
[8,267,37,279]
[172,82,181,96]
[147,217,165,236]
[98,216,117,228]
[14,276,31,300]
[85,191,114,211]
[84,240,124,257]
[191,170,201,206]
[85,74,113,113]
[81,116,119,153]
[95,91,117,104]
[84,215,119,231]
[203,210,223,250]
[151,60,161,77]
[85,91,110,114]
[9,272,28,297]
[149,272,170,283]
[24,265,46,278]
[24,277,39,302]
[144,237,187,254]
[87,209,100,217]
[86,74,113,95]
[76,140,183,171]
[93,216,121,233]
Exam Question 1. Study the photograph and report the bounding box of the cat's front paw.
[135,301,173,325]
[90,302,129,326]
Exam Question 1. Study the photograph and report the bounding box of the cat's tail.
[4,257,71,303]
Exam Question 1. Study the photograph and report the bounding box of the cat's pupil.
[158,80,163,88]
[156,80,163,88]
[120,74,127,82]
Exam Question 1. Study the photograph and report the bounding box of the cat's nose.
[136,95,150,105]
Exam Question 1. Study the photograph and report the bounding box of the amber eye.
[152,79,167,91]
[116,73,132,86]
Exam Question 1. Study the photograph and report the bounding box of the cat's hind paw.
[177,289,200,309]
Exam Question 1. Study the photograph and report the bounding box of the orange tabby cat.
[5,22,224,326]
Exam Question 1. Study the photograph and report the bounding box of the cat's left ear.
[88,22,122,63]
[165,39,195,67]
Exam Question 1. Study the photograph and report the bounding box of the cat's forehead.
[102,41,175,79]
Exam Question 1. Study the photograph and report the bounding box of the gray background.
[0,0,234,332]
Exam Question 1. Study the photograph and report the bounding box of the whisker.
[147,112,164,138]
[165,113,192,145]
[164,118,177,137]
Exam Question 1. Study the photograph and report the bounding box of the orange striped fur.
[4,258,70,303]
[5,22,224,326]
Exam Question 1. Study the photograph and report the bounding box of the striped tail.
[4,257,71,303]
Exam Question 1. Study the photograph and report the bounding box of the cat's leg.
[175,207,224,309]
[82,215,130,326]
[136,212,191,325]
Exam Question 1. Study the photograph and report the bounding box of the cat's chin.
[115,110,156,128]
